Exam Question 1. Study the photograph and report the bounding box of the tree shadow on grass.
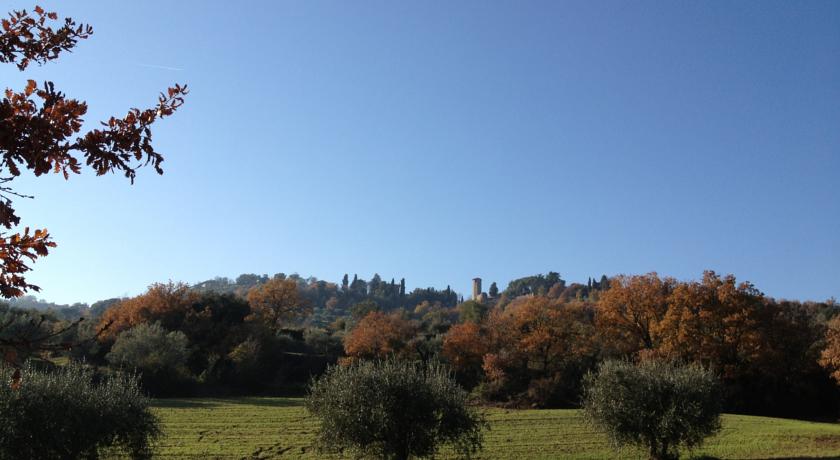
[219,396,304,408]
[152,399,216,409]
[152,396,304,409]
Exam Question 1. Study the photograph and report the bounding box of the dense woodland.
[3,271,839,418]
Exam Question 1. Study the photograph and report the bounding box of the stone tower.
[472,277,482,300]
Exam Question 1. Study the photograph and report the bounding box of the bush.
[303,328,344,357]
[106,322,193,396]
[225,336,265,390]
[582,359,722,460]
[0,362,159,459]
[306,359,486,460]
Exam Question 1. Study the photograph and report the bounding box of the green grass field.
[148,397,840,459]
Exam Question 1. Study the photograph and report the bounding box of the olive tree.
[306,359,486,460]
[582,359,722,460]
[0,362,159,459]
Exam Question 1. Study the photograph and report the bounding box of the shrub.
[226,336,264,390]
[106,322,193,396]
[306,359,486,460]
[0,362,159,459]
[303,328,343,357]
[582,359,722,460]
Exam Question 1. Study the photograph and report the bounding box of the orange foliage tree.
[443,321,488,372]
[0,6,187,299]
[485,296,594,377]
[474,296,596,405]
[343,311,417,361]
[442,321,490,386]
[246,277,311,331]
[820,316,840,384]
[595,273,675,357]
[98,282,198,340]
[659,271,767,378]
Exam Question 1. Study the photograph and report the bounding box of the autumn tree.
[495,297,593,376]
[96,287,255,383]
[98,282,198,340]
[246,277,311,331]
[820,316,840,384]
[595,273,675,357]
[592,271,834,416]
[659,271,767,378]
[343,311,417,361]
[480,296,596,406]
[0,5,187,299]
[442,321,489,387]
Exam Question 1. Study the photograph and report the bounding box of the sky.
[2,1,838,305]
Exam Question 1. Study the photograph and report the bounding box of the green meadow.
[146,397,840,459]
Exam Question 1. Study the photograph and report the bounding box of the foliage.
[442,321,489,388]
[246,277,311,330]
[106,322,192,396]
[349,298,379,320]
[343,311,417,361]
[659,271,766,378]
[595,273,674,355]
[0,5,186,299]
[0,303,87,366]
[89,297,122,317]
[488,282,498,298]
[0,362,159,459]
[191,272,459,327]
[476,296,597,406]
[304,328,344,356]
[582,359,722,460]
[305,359,486,460]
[226,336,264,389]
[100,288,249,361]
[98,282,198,340]
[458,300,487,323]
[503,272,564,298]
[177,291,251,375]
[820,315,840,383]
[11,269,836,414]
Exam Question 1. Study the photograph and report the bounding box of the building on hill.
[471,277,498,305]
[472,278,482,300]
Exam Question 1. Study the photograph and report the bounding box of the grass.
[147,397,840,459]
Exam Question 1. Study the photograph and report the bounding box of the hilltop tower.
[472,277,482,300]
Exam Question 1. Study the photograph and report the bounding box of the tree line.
[2,269,838,417]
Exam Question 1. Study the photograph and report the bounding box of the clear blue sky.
[3,1,838,304]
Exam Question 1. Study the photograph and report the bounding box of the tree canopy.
[306,359,486,460]
[0,5,187,299]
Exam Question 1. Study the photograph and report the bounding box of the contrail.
[135,63,184,71]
